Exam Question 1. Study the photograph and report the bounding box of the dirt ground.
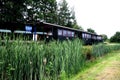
[72,51,120,80]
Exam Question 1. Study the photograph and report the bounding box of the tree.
[58,0,72,27]
[1,0,58,23]
[24,0,58,23]
[73,25,84,30]
[101,34,108,41]
[1,0,78,28]
[38,0,58,23]
[1,0,26,22]
[70,8,84,30]
[87,28,96,34]
[110,32,120,43]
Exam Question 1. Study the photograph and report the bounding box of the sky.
[57,0,120,38]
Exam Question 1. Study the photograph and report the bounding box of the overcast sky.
[57,0,120,38]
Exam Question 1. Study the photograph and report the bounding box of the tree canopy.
[0,0,80,29]
[101,34,108,41]
[87,28,96,34]
[0,0,26,22]
[110,32,120,43]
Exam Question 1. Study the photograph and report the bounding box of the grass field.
[71,51,120,80]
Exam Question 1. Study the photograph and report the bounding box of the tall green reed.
[92,43,120,58]
[0,37,85,80]
[1,35,120,80]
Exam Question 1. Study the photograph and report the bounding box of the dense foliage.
[101,34,108,41]
[0,0,26,22]
[110,32,120,43]
[0,0,80,29]
[87,28,96,34]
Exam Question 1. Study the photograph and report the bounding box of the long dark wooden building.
[0,21,103,44]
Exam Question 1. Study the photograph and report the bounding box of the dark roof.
[0,21,102,36]
[38,21,100,36]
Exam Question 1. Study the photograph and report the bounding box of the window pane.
[58,29,62,36]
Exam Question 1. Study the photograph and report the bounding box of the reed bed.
[1,37,120,80]
[92,43,120,58]
[0,38,85,80]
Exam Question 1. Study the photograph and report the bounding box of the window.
[72,32,74,37]
[88,34,91,38]
[58,29,62,36]
[58,29,74,37]
[97,36,102,40]
[93,36,96,39]
[67,31,71,37]
[63,30,67,36]
[82,33,85,38]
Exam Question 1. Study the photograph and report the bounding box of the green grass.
[70,51,120,80]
